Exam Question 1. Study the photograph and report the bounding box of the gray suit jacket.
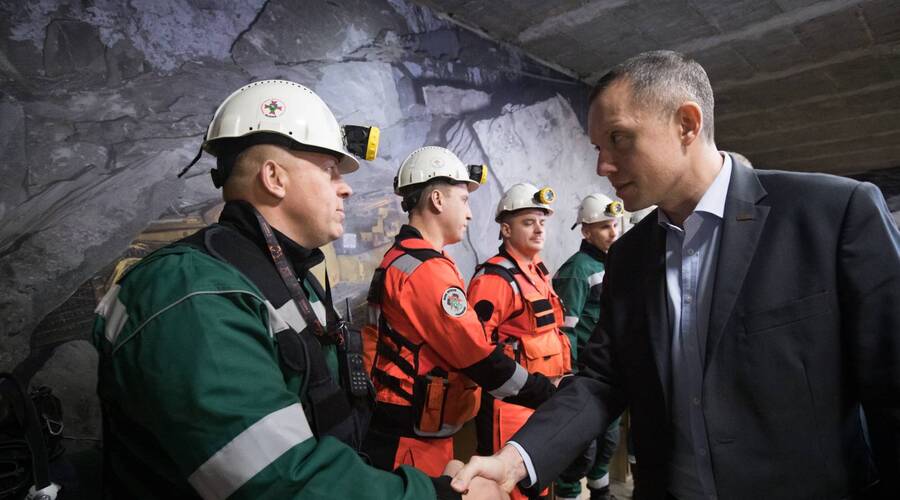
[513,157,900,499]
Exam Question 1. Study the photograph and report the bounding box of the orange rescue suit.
[468,246,572,499]
[362,226,490,476]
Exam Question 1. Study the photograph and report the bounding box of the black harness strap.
[367,244,446,404]
[371,368,414,403]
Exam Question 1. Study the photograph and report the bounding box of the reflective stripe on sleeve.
[391,253,426,275]
[587,271,605,288]
[98,286,129,344]
[266,301,292,335]
[489,363,529,399]
[563,316,579,328]
[188,403,313,500]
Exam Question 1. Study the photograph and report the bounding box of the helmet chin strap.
[176,138,205,179]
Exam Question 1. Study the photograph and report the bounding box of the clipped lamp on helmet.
[392,146,488,212]
[495,183,556,223]
[571,193,623,230]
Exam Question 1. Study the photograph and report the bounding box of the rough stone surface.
[423,85,491,116]
[0,0,600,443]
[472,95,613,271]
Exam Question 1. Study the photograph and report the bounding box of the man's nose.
[596,151,616,177]
[336,177,352,199]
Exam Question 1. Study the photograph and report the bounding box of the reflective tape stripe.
[490,363,529,399]
[265,301,291,335]
[188,403,313,500]
[587,473,610,489]
[274,301,306,334]
[563,316,579,328]
[493,257,516,270]
[96,285,129,344]
[310,299,327,325]
[272,298,326,335]
[390,253,425,275]
[587,271,605,288]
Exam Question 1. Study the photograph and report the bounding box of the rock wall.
[0,0,607,412]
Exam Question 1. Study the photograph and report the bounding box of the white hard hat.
[394,146,487,195]
[179,80,380,186]
[572,193,624,229]
[495,182,556,222]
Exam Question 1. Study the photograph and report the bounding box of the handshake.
[441,445,528,500]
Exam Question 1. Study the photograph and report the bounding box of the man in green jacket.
[552,193,623,500]
[92,80,503,500]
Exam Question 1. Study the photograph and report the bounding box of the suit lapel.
[643,218,672,409]
[705,159,769,366]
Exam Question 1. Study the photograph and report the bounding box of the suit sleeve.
[97,290,448,500]
[839,182,900,496]
[395,260,554,408]
[510,254,627,493]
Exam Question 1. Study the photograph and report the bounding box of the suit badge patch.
[441,287,467,317]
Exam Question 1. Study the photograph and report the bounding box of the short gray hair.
[590,50,715,142]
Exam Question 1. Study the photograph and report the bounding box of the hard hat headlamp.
[605,200,624,217]
[468,164,488,185]
[535,187,556,205]
[343,125,380,161]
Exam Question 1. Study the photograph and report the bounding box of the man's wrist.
[498,443,528,484]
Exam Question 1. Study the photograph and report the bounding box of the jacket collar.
[499,244,549,280]
[218,200,324,274]
[396,223,425,243]
[579,239,607,263]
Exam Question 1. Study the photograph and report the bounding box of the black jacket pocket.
[743,290,832,335]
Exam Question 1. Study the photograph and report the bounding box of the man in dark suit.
[451,50,900,500]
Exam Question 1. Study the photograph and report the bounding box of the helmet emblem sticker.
[441,287,467,317]
[261,98,285,117]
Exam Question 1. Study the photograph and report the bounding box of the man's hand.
[443,460,509,499]
[450,445,528,494]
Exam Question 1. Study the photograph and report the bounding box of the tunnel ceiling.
[412,0,900,175]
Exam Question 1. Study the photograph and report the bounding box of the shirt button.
[685,295,693,304]
[698,448,707,457]
[692,397,701,406]
[686,248,695,256]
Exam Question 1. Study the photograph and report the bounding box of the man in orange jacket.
[467,182,573,500]
[362,147,557,479]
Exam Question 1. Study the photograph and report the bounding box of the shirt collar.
[658,152,732,227]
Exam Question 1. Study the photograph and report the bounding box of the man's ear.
[429,187,444,214]
[258,159,288,199]
[676,101,703,147]
[500,221,512,239]
[580,225,591,240]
